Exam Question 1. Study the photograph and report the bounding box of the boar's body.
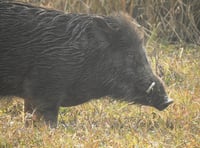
[0,2,173,126]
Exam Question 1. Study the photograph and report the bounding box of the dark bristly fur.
[0,2,173,126]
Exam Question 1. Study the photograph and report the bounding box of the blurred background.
[17,0,200,44]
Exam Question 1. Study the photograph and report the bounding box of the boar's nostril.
[155,97,173,111]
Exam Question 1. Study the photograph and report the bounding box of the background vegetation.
[0,0,199,147]
[21,0,200,44]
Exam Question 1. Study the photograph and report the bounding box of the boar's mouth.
[154,97,173,111]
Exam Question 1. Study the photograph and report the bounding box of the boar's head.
[91,14,173,110]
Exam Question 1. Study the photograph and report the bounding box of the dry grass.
[19,0,200,44]
[0,0,200,147]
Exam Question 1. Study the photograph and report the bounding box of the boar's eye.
[146,82,156,94]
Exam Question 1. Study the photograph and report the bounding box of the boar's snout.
[154,97,173,111]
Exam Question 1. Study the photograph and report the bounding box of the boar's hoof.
[155,97,173,111]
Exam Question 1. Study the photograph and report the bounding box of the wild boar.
[0,2,173,126]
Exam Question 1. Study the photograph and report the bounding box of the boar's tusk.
[146,82,156,94]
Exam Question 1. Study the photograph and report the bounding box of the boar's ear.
[92,16,119,41]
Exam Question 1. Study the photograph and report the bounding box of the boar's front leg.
[24,99,59,127]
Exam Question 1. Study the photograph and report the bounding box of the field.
[0,43,199,147]
[0,0,200,147]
